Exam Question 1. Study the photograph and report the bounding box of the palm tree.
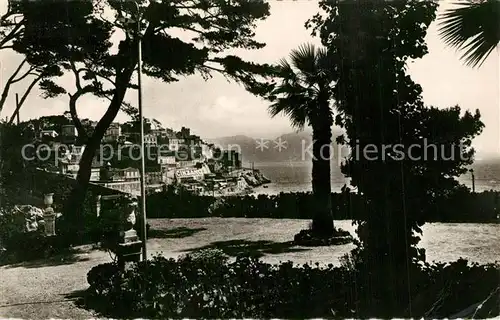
[268,43,335,237]
[438,0,499,68]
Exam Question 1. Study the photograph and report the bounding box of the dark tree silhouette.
[12,0,274,234]
[0,1,63,117]
[309,1,484,316]
[264,44,336,237]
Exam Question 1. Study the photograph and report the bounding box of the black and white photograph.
[0,0,498,318]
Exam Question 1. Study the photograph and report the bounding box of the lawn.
[1,218,498,318]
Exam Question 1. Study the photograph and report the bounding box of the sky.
[0,0,498,156]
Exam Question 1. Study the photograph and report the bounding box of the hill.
[208,130,348,165]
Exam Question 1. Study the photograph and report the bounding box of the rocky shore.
[242,169,271,187]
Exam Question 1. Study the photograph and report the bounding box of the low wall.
[11,169,125,214]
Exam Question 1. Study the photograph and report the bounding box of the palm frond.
[269,97,308,130]
[289,43,320,83]
[438,0,500,67]
[268,42,333,130]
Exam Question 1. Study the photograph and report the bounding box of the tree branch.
[0,17,24,49]
[68,85,95,140]
[0,58,26,112]
[11,66,38,83]
[70,59,83,91]
[7,74,43,124]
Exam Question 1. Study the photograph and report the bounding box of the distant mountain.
[208,130,348,164]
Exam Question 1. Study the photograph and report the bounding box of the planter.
[293,228,354,247]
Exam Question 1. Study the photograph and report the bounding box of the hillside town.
[23,114,270,197]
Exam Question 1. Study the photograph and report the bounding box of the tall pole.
[470,169,475,193]
[135,2,147,261]
[15,93,20,125]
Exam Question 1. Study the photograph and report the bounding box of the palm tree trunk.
[310,121,334,237]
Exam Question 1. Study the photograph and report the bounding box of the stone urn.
[43,193,56,236]
[44,193,54,207]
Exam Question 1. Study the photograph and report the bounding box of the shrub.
[84,255,499,318]
[181,248,229,264]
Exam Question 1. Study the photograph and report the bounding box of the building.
[103,123,121,142]
[40,130,58,139]
[111,167,140,181]
[151,128,167,138]
[158,155,176,166]
[168,138,185,151]
[98,181,141,196]
[144,134,158,145]
[237,177,249,189]
[88,168,100,181]
[222,150,241,169]
[146,171,163,184]
[176,159,197,168]
[61,124,77,137]
[88,159,102,181]
[164,167,176,185]
[174,163,210,182]
[207,159,223,173]
[201,144,214,159]
[175,168,204,182]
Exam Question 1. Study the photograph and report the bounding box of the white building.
[40,130,58,138]
[168,138,185,151]
[237,178,249,189]
[158,155,176,165]
[201,144,214,159]
[175,168,205,182]
[176,160,197,168]
[111,167,140,181]
[174,163,210,182]
[144,134,158,145]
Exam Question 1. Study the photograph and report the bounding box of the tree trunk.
[62,67,135,240]
[69,88,92,142]
[310,119,334,237]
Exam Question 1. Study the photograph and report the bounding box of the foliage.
[181,248,229,264]
[307,2,485,313]
[11,0,276,221]
[85,254,499,318]
[0,206,69,264]
[438,0,500,67]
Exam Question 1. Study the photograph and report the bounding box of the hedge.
[146,187,499,222]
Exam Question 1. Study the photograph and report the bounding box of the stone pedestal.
[43,193,56,236]
[117,240,142,269]
[43,210,56,236]
[117,196,142,269]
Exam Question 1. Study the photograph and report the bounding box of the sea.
[251,160,500,195]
